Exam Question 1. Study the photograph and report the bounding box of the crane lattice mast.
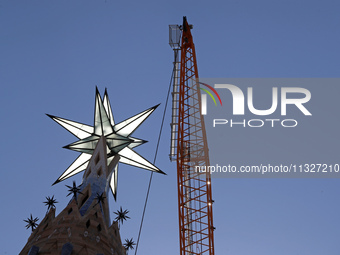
[169,17,215,255]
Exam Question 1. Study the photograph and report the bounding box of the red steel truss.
[175,17,215,255]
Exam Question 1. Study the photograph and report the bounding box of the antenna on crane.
[169,23,181,161]
[169,17,215,255]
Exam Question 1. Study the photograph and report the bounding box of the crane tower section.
[169,17,215,255]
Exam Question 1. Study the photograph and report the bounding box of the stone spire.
[20,88,165,254]
[19,136,126,255]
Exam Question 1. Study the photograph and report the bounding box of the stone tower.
[20,88,164,254]
[20,136,126,255]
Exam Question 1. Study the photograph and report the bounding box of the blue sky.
[1,1,340,254]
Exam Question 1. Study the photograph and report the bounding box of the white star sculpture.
[48,88,164,200]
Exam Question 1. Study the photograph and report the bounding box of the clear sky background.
[1,0,340,254]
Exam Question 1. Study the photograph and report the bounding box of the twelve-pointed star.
[48,87,165,199]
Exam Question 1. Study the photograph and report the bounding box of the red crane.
[169,17,215,255]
